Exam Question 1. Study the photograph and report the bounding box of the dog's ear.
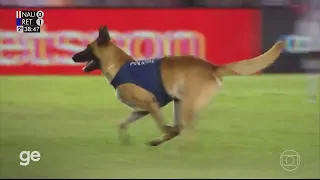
[97,25,111,45]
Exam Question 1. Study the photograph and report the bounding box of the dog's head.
[72,26,111,72]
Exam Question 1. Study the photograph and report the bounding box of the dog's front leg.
[118,111,149,144]
[173,99,183,130]
[146,102,180,146]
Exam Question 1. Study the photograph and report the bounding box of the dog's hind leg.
[178,81,220,148]
[118,111,149,144]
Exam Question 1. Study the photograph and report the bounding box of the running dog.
[72,26,285,146]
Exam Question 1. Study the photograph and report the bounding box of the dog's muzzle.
[72,52,88,63]
[72,48,101,72]
[82,60,100,72]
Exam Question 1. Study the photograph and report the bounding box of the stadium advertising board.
[0,8,261,75]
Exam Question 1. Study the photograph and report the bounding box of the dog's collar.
[103,60,132,83]
[107,64,115,71]
[102,64,116,83]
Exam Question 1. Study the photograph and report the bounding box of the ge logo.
[280,150,301,171]
[36,10,44,19]
[19,150,41,166]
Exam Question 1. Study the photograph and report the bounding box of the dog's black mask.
[72,46,100,72]
[72,26,111,73]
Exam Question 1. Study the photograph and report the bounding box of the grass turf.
[0,75,319,178]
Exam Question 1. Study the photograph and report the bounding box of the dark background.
[262,6,303,73]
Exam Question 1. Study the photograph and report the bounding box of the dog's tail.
[216,41,285,76]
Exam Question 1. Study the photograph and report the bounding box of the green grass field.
[0,75,319,178]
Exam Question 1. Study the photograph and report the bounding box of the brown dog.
[72,26,285,146]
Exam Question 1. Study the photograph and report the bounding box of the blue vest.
[110,59,173,107]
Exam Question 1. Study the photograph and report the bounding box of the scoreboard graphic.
[16,10,44,33]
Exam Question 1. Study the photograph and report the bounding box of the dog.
[72,26,285,146]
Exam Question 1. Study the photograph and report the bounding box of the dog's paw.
[120,135,132,146]
[164,125,180,135]
[118,129,132,146]
[146,138,163,146]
